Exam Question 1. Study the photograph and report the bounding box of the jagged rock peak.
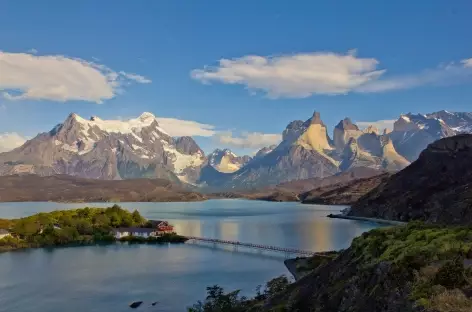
[363,125,379,134]
[174,136,203,155]
[310,111,325,126]
[335,118,359,131]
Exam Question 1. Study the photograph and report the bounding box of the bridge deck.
[185,236,316,256]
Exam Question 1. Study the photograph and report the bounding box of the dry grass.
[428,289,472,312]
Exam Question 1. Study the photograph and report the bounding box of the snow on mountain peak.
[70,112,168,136]
[138,112,156,120]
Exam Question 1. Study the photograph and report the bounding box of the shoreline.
[0,236,188,254]
[327,213,406,226]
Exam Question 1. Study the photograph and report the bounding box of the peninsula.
[0,205,186,252]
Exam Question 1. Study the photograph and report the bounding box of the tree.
[188,285,247,312]
[132,210,143,225]
[264,275,290,299]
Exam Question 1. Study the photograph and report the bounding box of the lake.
[0,200,380,312]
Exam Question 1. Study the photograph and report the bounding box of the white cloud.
[215,131,282,149]
[462,58,472,68]
[191,51,385,98]
[192,51,472,97]
[28,48,38,54]
[0,51,151,103]
[0,132,27,152]
[155,117,216,137]
[356,119,396,132]
[119,71,152,84]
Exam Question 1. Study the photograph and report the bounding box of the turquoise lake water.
[0,200,380,311]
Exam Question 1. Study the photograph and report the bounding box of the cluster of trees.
[0,205,147,250]
[187,275,291,312]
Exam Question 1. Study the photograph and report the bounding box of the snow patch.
[162,142,204,174]
[400,115,411,122]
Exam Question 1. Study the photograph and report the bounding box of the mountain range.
[0,110,471,190]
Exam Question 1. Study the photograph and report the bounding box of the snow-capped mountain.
[207,149,252,173]
[389,112,459,161]
[0,112,205,183]
[199,111,409,189]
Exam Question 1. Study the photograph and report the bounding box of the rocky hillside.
[350,134,472,224]
[0,174,206,202]
[0,113,206,184]
[300,173,391,205]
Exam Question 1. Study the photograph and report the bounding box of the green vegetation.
[0,204,186,252]
[187,275,291,312]
[348,222,472,311]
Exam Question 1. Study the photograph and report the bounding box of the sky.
[1,0,472,154]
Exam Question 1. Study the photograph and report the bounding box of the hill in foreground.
[350,134,472,224]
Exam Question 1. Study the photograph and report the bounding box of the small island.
[0,204,187,252]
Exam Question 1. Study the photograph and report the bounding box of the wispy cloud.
[119,71,152,84]
[155,117,215,137]
[215,131,282,149]
[192,51,472,97]
[356,119,396,132]
[27,48,38,54]
[0,132,27,153]
[356,59,472,93]
[0,51,151,103]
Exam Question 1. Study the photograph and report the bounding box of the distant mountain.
[207,149,251,173]
[350,134,472,224]
[388,113,457,161]
[199,111,409,190]
[0,174,205,202]
[253,145,277,160]
[0,113,206,183]
[2,109,471,191]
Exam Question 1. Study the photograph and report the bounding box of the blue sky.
[1,0,472,154]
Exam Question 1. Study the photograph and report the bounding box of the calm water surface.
[0,200,380,312]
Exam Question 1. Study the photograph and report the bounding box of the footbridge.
[184,236,317,257]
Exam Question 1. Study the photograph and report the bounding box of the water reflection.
[0,200,382,312]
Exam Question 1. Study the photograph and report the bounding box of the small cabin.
[0,229,11,240]
[148,220,174,234]
[111,228,158,239]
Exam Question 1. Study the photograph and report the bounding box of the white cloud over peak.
[356,119,396,132]
[0,51,151,103]
[215,131,282,149]
[155,117,216,137]
[0,132,27,152]
[191,51,385,98]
